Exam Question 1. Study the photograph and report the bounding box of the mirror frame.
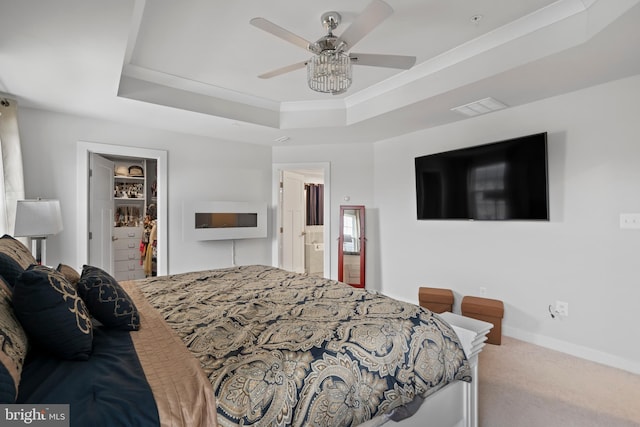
[338,205,365,288]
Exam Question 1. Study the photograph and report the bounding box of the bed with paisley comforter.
[5,239,472,427]
[132,265,471,427]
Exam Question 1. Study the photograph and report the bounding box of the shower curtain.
[305,183,323,226]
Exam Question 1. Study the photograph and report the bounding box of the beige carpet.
[478,336,640,427]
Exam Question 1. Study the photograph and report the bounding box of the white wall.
[374,75,640,373]
[17,108,273,274]
[272,143,377,286]
[16,74,640,373]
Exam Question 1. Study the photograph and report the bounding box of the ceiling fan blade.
[258,61,307,79]
[250,17,314,52]
[350,53,416,69]
[337,0,394,50]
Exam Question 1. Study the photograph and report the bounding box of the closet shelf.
[114,176,144,181]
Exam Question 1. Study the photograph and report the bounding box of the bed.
[0,235,483,427]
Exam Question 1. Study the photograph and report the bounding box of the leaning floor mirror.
[338,205,365,288]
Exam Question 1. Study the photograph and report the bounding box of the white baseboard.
[504,325,640,375]
[383,290,640,376]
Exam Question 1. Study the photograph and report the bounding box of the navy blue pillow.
[0,253,25,289]
[13,265,93,361]
[77,265,140,331]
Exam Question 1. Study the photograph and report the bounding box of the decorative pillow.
[77,265,140,331]
[13,265,92,361]
[0,235,36,269]
[56,263,81,287]
[0,253,25,289]
[0,277,28,403]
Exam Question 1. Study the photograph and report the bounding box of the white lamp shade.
[14,199,63,237]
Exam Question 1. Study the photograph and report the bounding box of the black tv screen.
[415,132,549,220]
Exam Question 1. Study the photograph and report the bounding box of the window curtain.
[0,97,26,235]
[305,183,324,226]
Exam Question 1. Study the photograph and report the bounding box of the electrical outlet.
[479,287,487,296]
[620,213,640,229]
[555,300,569,317]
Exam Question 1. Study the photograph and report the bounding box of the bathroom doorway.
[272,163,330,278]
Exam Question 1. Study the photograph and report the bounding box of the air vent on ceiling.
[451,97,507,117]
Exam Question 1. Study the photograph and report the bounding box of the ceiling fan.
[250,0,416,95]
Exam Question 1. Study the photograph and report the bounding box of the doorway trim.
[76,141,168,275]
[272,162,331,278]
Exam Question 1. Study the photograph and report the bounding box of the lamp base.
[30,237,47,266]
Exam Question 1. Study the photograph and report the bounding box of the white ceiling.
[2,0,640,146]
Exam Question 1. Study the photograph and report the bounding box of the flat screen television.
[415,132,549,220]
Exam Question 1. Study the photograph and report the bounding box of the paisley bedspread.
[136,265,470,427]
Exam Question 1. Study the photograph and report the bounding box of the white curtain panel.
[0,96,26,235]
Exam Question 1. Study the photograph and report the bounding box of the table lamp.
[14,199,63,265]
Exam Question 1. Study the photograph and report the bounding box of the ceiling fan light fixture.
[307,51,352,94]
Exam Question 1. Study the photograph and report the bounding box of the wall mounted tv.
[415,132,549,221]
